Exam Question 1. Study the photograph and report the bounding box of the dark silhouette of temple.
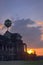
[0,30,27,61]
[0,19,37,61]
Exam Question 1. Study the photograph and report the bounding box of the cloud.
[26,20,43,28]
[0,23,7,35]
[35,21,43,26]
[26,20,43,41]
[0,18,43,48]
[0,24,4,29]
[26,24,38,28]
[10,19,43,48]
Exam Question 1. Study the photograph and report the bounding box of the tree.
[4,19,12,28]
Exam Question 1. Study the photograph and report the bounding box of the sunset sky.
[27,48,43,56]
[0,0,43,56]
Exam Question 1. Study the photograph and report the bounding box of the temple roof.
[4,31,22,40]
[4,31,12,39]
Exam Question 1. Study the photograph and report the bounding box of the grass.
[27,60,43,65]
[0,60,43,65]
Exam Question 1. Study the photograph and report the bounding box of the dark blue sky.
[0,0,43,22]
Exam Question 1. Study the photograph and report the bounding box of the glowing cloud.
[0,22,12,35]
[0,24,7,35]
[27,24,38,28]
[27,21,43,41]
[0,24,4,29]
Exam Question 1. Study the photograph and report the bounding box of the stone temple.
[0,19,27,61]
[0,19,36,61]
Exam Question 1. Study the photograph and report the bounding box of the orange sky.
[27,48,43,56]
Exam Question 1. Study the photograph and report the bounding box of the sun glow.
[0,24,4,29]
[27,49,35,54]
[27,48,43,56]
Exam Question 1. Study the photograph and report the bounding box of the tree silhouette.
[4,19,12,28]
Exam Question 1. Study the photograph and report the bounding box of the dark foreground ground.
[0,60,43,65]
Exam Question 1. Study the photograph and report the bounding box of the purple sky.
[0,0,43,48]
[0,0,43,22]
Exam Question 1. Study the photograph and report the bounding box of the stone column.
[23,43,27,52]
[2,45,4,51]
